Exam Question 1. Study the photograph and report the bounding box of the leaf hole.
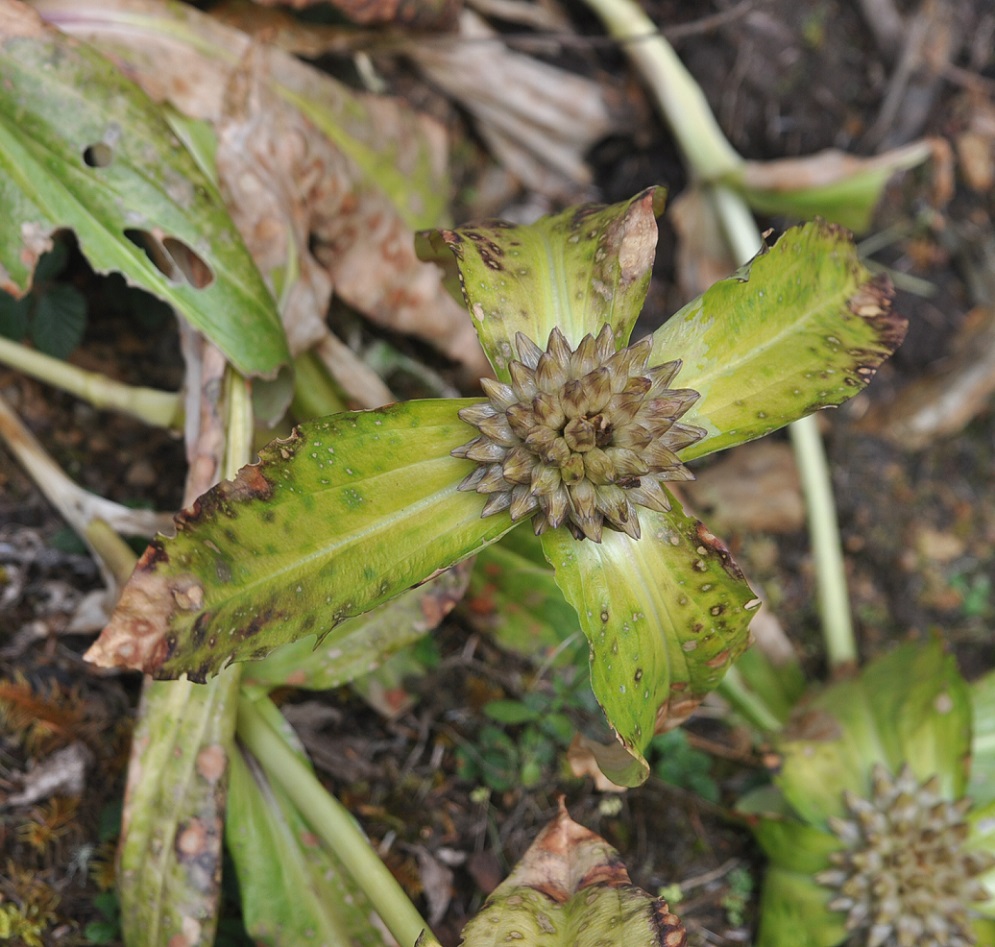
[124,230,214,289]
[82,142,114,168]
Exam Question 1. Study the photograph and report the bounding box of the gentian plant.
[87,188,905,786]
[738,640,995,947]
[0,3,920,944]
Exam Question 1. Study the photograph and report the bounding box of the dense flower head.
[452,325,705,542]
[815,763,995,947]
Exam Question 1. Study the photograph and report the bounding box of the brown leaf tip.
[453,325,704,542]
[84,567,184,674]
[652,899,689,946]
[848,272,907,356]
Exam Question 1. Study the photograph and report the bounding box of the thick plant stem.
[223,367,254,480]
[236,694,437,947]
[0,335,181,428]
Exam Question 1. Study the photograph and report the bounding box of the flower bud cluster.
[453,325,705,542]
[816,763,995,947]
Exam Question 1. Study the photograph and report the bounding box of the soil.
[2,1,994,946]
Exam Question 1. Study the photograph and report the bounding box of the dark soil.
[2,1,994,945]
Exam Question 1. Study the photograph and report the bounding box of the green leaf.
[654,221,905,462]
[116,670,239,947]
[727,643,807,729]
[458,801,687,946]
[484,699,541,725]
[82,921,119,945]
[541,493,757,787]
[87,400,515,680]
[731,141,933,234]
[227,712,391,947]
[970,668,995,809]
[465,528,585,666]
[0,291,28,340]
[739,800,841,875]
[418,188,665,381]
[776,640,972,827]
[754,865,847,947]
[29,283,86,358]
[243,564,471,691]
[0,3,289,387]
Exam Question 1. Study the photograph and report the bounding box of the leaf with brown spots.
[116,671,239,947]
[86,399,513,680]
[657,221,906,462]
[242,561,472,691]
[458,799,687,946]
[417,187,665,381]
[542,493,757,787]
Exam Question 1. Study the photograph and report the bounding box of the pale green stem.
[788,414,857,668]
[583,0,858,670]
[717,665,785,734]
[707,184,763,263]
[222,367,254,480]
[0,335,181,428]
[580,0,741,181]
[236,694,437,947]
[84,518,139,587]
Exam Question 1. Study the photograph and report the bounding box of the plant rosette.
[88,188,905,786]
[738,640,995,947]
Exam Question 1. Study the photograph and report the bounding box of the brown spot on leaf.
[694,522,747,581]
[706,649,731,669]
[615,188,662,288]
[176,819,208,857]
[172,579,205,611]
[196,745,226,783]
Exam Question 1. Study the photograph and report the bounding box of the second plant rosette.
[739,640,995,947]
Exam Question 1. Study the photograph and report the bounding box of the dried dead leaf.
[739,141,936,194]
[913,525,966,563]
[36,0,488,377]
[5,742,94,807]
[954,97,995,193]
[415,846,455,928]
[410,9,626,199]
[669,187,738,300]
[248,0,460,29]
